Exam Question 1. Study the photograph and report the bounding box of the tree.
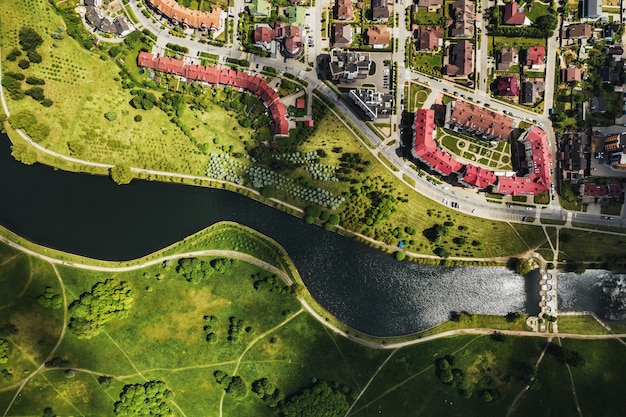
[395,251,406,261]
[0,339,9,363]
[10,144,37,165]
[67,279,134,338]
[6,48,22,61]
[281,381,349,417]
[114,381,173,416]
[104,111,117,121]
[110,164,133,185]
[18,59,30,69]
[134,115,142,122]
[225,376,248,400]
[26,50,42,64]
[252,378,284,408]
[19,27,44,51]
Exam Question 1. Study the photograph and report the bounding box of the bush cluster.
[114,381,173,416]
[37,287,62,309]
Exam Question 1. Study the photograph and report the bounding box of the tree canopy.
[18,27,43,51]
[114,381,173,416]
[68,279,134,338]
[281,381,349,417]
[110,164,133,185]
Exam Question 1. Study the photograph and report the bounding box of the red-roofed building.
[580,182,624,203]
[525,46,545,68]
[411,109,463,176]
[445,100,514,141]
[497,76,520,96]
[502,1,529,25]
[137,52,290,137]
[458,164,497,189]
[147,0,223,30]
[496,126,551,195]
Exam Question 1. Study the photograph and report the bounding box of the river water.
[1,133,540,336]
[559,270,626,321]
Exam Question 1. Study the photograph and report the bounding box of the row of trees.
[68,279,134,338]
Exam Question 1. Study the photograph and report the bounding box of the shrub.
[304,215,314,224]
[6,48,22,61]
[104,111,117,121]
[41,98,53,107]
[25,76,45,85]
[305,205,321,217]
[26,50,42,64]
[25,87,45,101]
[17,59,30,69]
[395,251,406,261]
[225,376,248,400]
[260,186,276,198]
[134,115,142,122]
[18,27,44,51]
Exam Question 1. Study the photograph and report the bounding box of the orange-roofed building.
[147,0,223,30]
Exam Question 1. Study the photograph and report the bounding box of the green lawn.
[524,1,550,22]
[559,229,626,264]
[556,315,610,335]
[411,52,443,75]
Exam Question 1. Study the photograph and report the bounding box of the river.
[0,133,539,336]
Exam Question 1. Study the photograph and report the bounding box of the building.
[458,164,497,189]
[415,0,443,12]
[276,23,302,57]
[147,0,224,30]
[524,46,545,69]
[417,26,444,51]
[372,0,389,20]
[580,183,624,203]
[349,89,394,120]
[284,6,305,26]
[603,23,620,40]
[497,47,518,71]
[444,40,473,77]
[561,66,581,83]
[328,49,372,81]
[449,0,474,38]
[590,96,608,114]
[445,100,514,141]
[411,109,464,176]
[521,80,544,104]
[497,76,520,96]
[335,0,354,20]
[137,52,290,136]
[558,132,586,182]
[367,25,391,48]
[496,126,552,196]
[502,1,530,26]
[84,4,135,37]
[254,26,276,49]
[566,23,592,39]
[599,61,624,83]
[581,0,601,18]
[249,0,270,16]
[113,16,133,37]
[604,133,624,152]
[333,24,353,48]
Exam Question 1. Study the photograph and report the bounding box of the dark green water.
[0,133,538,336]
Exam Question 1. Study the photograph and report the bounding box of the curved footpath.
[1,232,625,350]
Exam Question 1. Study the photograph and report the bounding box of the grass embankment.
[3,233,626,416]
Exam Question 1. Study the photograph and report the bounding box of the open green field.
[559,229,626,264]
[557,315,611,335]
[3,232,626,416]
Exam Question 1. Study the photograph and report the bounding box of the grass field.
[559,229,626,263]
[556,315,610,335]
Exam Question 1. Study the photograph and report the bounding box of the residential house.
[275,23,303,57]
[600,61,624,83]
[561,66,581,83]
[524,46,545,69]
[497,76,520,96]
[580,183,624,204]
[416,0,443,12]
[249,0,270,17]
[333,24,353,48]
[349,89,394,120]
[367,25,391,48]
[113,16,133,37]
[566,23,592,39]
[581,0,601,18]
[335,0,354,20]
[521,80,544,104]
[372,0,389,20]
[558,132,586,182]
[284,6,305,26]
[444,40,473,77]
[254,26,276,49]
[590,96,608,114]
[603,24,620,40]
[502,1,531,26]
[328,49,372,81]
[445,100,514,141]
[417,26,444,51]
[606,45,624,57]
[497,47,518,71]
[449,0,474,38]
[147,0,224,30]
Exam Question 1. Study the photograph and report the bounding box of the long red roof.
[411,109,463,176]
[137,52,289,136]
